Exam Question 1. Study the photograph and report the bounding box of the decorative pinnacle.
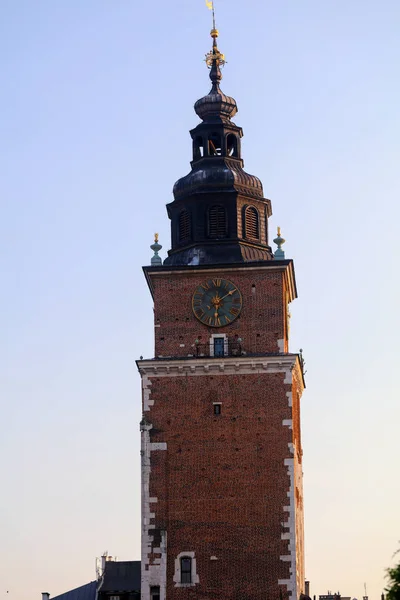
[273,226,286,260]
[150,233,162,266]
[205,35,226,70]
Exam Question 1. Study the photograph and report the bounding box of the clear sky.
[1,1,399,599]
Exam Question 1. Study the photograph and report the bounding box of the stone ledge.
[137,354,300,379]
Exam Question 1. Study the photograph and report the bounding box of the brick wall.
[140,261,304,600]
[145,370,302,600]
[151,265,291,358]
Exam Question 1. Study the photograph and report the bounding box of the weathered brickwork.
[151,264,293,358]
[139,262,304,600]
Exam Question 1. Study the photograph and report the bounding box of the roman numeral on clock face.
[192,278,242,328]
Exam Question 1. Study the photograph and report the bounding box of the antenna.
[363,583,368,600]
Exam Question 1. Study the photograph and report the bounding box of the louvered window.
[208,205,227,238]
[179,210,191,242]
[244,206,259,240]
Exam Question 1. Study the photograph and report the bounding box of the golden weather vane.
[205,0,216,30]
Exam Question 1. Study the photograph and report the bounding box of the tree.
[386,548,400,600]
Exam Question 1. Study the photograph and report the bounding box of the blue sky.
[1,1,400,598]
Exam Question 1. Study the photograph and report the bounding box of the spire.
[204,1,226,82]
[194,20,237,123]
[163,10,273,267]
[205,26,225,91]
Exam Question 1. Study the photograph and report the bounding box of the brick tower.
[137,25,305,600]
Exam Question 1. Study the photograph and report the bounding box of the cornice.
[137,353,303,386]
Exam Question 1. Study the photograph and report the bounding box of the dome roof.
[194,88,237,122]
[173,158,264,200]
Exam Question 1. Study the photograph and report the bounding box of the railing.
[192,340,245,358]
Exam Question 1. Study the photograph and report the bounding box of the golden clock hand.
[218,289,237,302]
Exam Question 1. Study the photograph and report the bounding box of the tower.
[137,24,305,600]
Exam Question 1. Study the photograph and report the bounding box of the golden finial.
[205,0,226,69]
[277,227,281,236]
[206,0,225,62]
[154,233,159,243]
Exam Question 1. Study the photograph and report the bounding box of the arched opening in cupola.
[208,132,222,156]
[193,136,204,160]
[227,134,239,158]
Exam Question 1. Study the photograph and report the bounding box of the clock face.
[192,278,242,327]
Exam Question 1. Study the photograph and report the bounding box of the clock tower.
[137,26,305,600]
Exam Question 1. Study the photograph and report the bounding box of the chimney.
[305,582,310,597]
[42,593,50,600]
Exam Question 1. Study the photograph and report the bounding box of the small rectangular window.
[150,587,160,600]
[213,337,225,357]
[180,557,192,584]
[213,403,222,415]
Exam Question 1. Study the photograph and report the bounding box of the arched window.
[179,209,191,242]
[208,205,227,238]
[227,134,239,158]
[243,205,260,240]
[193,136,204,160]
[180,557,192,584]
[208,132,222,156]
